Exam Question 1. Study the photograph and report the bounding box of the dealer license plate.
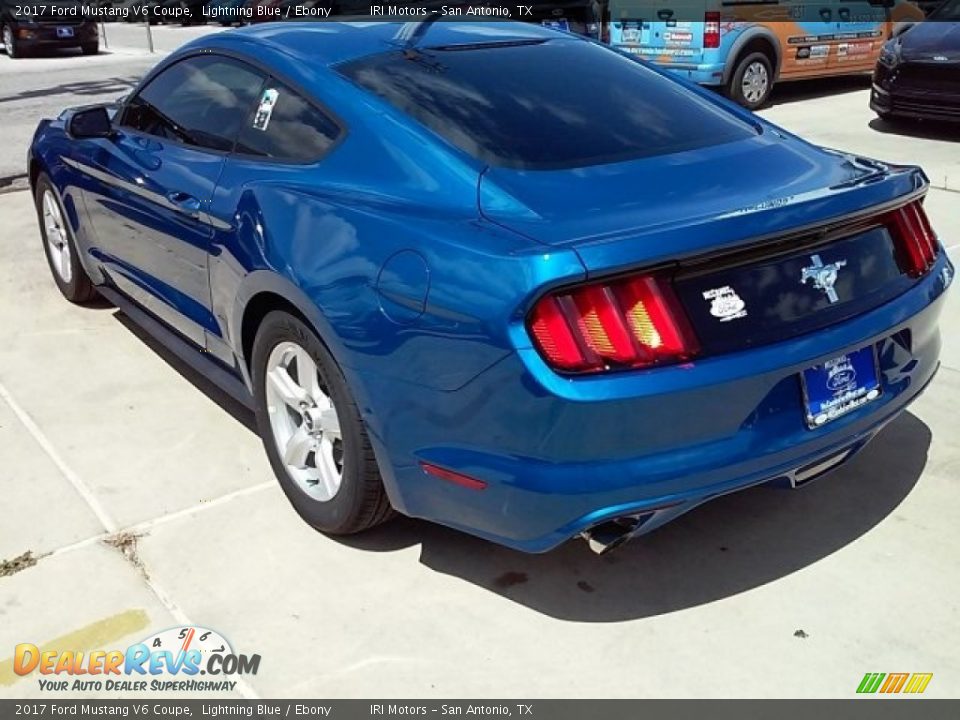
[57,27,74,38]
[542,19,570,31]
[801,345,881,428]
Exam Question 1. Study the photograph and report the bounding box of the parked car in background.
[605,0,925,108]
[1,1,98,58]
[871,2,960,121]
[27,22,952,554]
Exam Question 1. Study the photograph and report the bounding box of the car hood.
[478,129,929,274]
[900,21,960,62]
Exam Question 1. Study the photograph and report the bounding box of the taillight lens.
[527,273,699,374]
[704,12,721,49]
[888,200,939,278]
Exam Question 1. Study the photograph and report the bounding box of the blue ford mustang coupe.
[29,21,953,554]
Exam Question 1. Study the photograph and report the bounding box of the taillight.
[888,200,939,278]
[527,273,699,374]
[704,12,721,49]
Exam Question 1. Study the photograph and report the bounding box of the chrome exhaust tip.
[581,515,646,556]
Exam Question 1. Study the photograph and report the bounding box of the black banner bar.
[3,1,956,24]
[1,701,959,720]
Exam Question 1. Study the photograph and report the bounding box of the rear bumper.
[365,253,952,553]
[12,24,97,48]
[657,61,726,86]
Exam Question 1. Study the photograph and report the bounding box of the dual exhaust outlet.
[581,448,854,555]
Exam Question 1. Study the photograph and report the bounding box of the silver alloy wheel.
[42,189,72,284]
[741,61,769,105]
[264,341,343,501]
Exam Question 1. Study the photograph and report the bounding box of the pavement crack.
[0,550,48,578]
[102,530,149,580]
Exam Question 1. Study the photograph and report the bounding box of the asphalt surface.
[0,32,959,699]
[0,25,218,181]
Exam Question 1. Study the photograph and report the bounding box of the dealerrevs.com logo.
[14,626,260,692]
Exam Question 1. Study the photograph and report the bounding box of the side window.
[122,55,266,152]
[234,80,340,161]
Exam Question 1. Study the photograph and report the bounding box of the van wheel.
[727,52,774,110]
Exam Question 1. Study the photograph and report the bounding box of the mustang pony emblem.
[801,254,846,304]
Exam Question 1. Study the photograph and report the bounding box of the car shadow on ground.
[340,412,930,621]
[1,47,117,58]
[0,73,139,104]
[108,306,931,622]
[868,117,960,143]
[111,310,258,433]
[765,74,872,108]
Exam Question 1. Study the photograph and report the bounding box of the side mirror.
[67,106,114,139]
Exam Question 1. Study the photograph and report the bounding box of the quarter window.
[235,80,340,161]
[122,55,266,152]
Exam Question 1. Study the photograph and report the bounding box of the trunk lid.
[479,132,927,273]
[608,13,707,66]
[480,132,930,356]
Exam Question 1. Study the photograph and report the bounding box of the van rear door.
[608,0,707,67]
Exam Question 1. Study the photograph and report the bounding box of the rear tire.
[726,51,774,110]
[34,174,98,304]
[252,310,393,535]
[3,25,21,59]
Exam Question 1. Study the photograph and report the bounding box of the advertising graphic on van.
[604,1,925,108]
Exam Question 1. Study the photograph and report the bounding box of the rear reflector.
[888,200,939,278]
[704,12,721,49]
[419,462,487,491]
[527,272,699,374]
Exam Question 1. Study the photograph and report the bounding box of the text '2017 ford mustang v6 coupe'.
[29,21,953,554]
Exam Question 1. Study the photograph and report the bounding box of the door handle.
[166,191,201,218]
[657,8,673,20]
[820,7,832,20]
[838,7,851,20]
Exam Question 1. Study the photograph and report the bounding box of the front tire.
[252,311,393,535]
[726,52,774,110]
[34,174,98,303]
[81,42,99,55]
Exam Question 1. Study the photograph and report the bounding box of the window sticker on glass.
[252,88,279,132]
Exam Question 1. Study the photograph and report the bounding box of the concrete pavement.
[759,75,960,191]
[0,74,959,699]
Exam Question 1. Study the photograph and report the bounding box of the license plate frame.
[800,345,882,429]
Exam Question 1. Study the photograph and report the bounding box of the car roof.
[202,21,568,67]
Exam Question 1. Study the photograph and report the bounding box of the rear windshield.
[338,38,755,170]
[931,0,960,19]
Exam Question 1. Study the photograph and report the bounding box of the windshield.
[338,38,756,171]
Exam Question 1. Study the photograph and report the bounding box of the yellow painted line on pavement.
[0,609,149,687]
